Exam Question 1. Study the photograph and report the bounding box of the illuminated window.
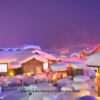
[43,63,48,70]
[0,64,7,72]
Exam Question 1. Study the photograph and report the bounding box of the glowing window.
[0,64,7,72]
[43,63,48,70]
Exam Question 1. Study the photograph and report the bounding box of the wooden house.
[0,46,57,76]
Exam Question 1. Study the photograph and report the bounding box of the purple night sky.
[0,0,100,49]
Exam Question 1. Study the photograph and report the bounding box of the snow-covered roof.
[19,54,48,64]
[0,50,49,69]
[51,63,67,72]
[86,52,100,67]
[62,57,87,63]
[89,44,100,55]
[21,45,41,50]
[9,62,21,69]
[70,53,80,57]
[33,50,57,60]
[69,62,87,69]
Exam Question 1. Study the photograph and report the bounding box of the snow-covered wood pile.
[67,82,91,91]
[51,63,67,72]
[61,86,74,92]
[73,75,90,82]
[69,62,87,69]
[57,78,73,87]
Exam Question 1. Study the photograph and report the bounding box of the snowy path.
[2,91,27,100]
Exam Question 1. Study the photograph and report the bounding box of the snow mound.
[61,86,74,92]
[68,82,91,91]
[22,45,41,50]
[73,75,90,82]
[51,63,67,72]
[70,62,87,69]
[43,95,55,100]
[56,91,90,100]
[57,78,73,86]
[36,84,57,91]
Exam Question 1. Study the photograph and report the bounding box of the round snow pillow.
[61,86,74,92]
[71,82,91,91]
[57,78,73,87]
[73,75,90,82]
[36,84,57,91]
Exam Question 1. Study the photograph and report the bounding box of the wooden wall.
[22,58,44,74]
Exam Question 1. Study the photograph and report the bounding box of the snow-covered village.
[0,0,100,100]
[0,44,99,100]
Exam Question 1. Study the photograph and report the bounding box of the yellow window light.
[26,73,32,76]
[9,71,14,77]
[96,97,100,100]
[37,70,42,74]
[63,72,67,78]
[96,73,100,77]
[53,75,57,80]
